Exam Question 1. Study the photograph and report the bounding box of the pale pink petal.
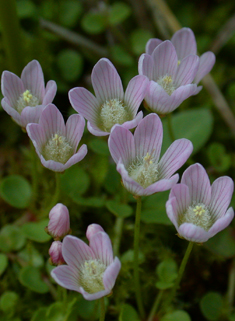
[124,75,149,114]
[158,139,193,179]
[86,224,104,241]
[103,257,121,291]
[178,222,210,242]
[89,232,114,266]
[152,41,178,80]
[174,55,199,86]
[39,157,69,172]
[166,197,180,229]
[87,121,109,136]
[171,28,197,60]
[133,113,163,162]
[138,54,154,80]
[26,123,46,153]
[194,52,216,84]
[167,84,199,113]
[1,97,22,126]
[208,207,234,238]
[79,287,111,301]
[21,60,45,101]
[108,125,135,166]
[1,71,24,106]
[62,235,95,269]
[43,80,57,105]
[169,183,191,215]
[69,87,100,125]
[66,114,85,151]
[209,176,234,220]
[145,38,162,55]
[62,144,88,171]
[48,203,70,239]
[51,265,81,292]
[21,105,45,127]
[181,163,211,206]
[144,80,171,114]
[144,174,179,196]
[119,111,143,131]
[91,58,124,104]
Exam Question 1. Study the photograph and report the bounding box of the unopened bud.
[47,203,70,239]
[49,241,65,266]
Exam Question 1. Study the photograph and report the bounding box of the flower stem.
[30,140,38,207]
[133,196,145,319]
[113,217,124,257]
[147,290,163,321]
[42,172,61,218]
[167,113,175,142]
[99,297,106,321]
[165,241,194,309]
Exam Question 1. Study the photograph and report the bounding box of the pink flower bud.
[49,241,65,266]
[86,224,104,241]
[47,203,70,239]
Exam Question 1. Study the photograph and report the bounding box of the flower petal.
[89,232,114,266]
[43,80,57,105]
[26,123,46,154]
[144,80,171,114]
[91,58,124,104]
[86,224,104,241]
[51,265,81,292]
[103,257,121,291]
[1,71,24,107]
[169,183,191,216]
[158,139,193,179]
[145,38,162,55]
[166,197,179,229]
[133,113,163,162]
[138,54,154,80]
[209,176,234,220]
[120,111,143,131]
[152,41,178,80]
[62,144,87,171]
[174,55,199,86]
[181,163,211,205]
[79,287,111,301]
[1,97,22,126]
[144,174,179,196]
[87,121,109,136]
[124,75,149,114]
[178,222,210,242]
[21,60,45,102]
[66,114,85,151]
[171,28,197,60]
[208,207,234,238]
[21,105,44,128]
[194,51,216,84]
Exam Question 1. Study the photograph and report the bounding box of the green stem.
[0,0,24,74]
[166,242,194,308]
[30,140,38,206]
[133,196,145,319]
[43,172,61,218]
[113,217,124,257]
[167,113,175,142]
[147,290,163,321]
[99,297,106,321]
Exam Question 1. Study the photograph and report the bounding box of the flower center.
[179,203,213,231]
[157,75,176,95]
[16,89,40,114]
[42,134,73,164]
[100,99,131,132]
[128,152,158,188]
[80,259,106,294]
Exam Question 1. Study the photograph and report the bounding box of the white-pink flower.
[1,60,57,128]
[47,203,70,239]
[166,163,234,243]
[51,224,121,301]
[49,241,65,266]
[26,103,87,172]
[108,113,193,196]
[69,58,149,136]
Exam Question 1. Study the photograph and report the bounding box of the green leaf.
[109,2,131,26]
[0,175,32,208]
[0,225,26,252]
[31,307,47,321]
[121,249,145,264]
[162,108,213,155]
[46,298,78,321]
[119,304,140,321]
[104,164,121,194]
[110,45,134,66]
[73,196,105,207]
[0,291,19,312]
[131,29,154,55]
[106,200,133,218]
[88,139,110,156]
[200,292,223,320]
[16,0,37,18]
[0,253,8,275]
[21,219,51,243]
[81,12,106,34]
[61,165,90,198]
[18,246,44,267]
[206,227,235,258]
[207,142,231,172]
[57,49,83,82]
[19,266,49,293]
[59,0,83,27]
[156,258,178,289]
[141,191,171,225]
[76,297,99,320]
[161,310,191,321]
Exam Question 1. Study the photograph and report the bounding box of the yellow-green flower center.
[157,75,176,95]
[42,134,73,164]
[80,259,106,294]
[16,89,40,114]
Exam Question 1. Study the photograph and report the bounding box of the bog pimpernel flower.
[69,58,149,136]
[49,241,65,266]
[145,28,216,85]
[139,40,200,114]
[51,224,121,300]
[108,113,193,196]
[26,103,87,172]
[46,203,70,239]
[1,60,57,128]
[166,163,234,243]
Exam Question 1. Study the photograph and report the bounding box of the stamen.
[157,75,176,95]
[42,134,73,164]
[16,89,40,114]
[100,99,131,132]
[80,259,106,294]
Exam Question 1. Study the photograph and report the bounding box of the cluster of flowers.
[1,28,234,299]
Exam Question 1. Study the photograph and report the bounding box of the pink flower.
[26,103,87,172]
[49,241,65,266]
[1,60,57,128]
[145,28,216,85]
[51,224,121,300]
[46,203,70,239]
[108,113,193,196]
[166,163,234,243]
[69,58,149,136]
